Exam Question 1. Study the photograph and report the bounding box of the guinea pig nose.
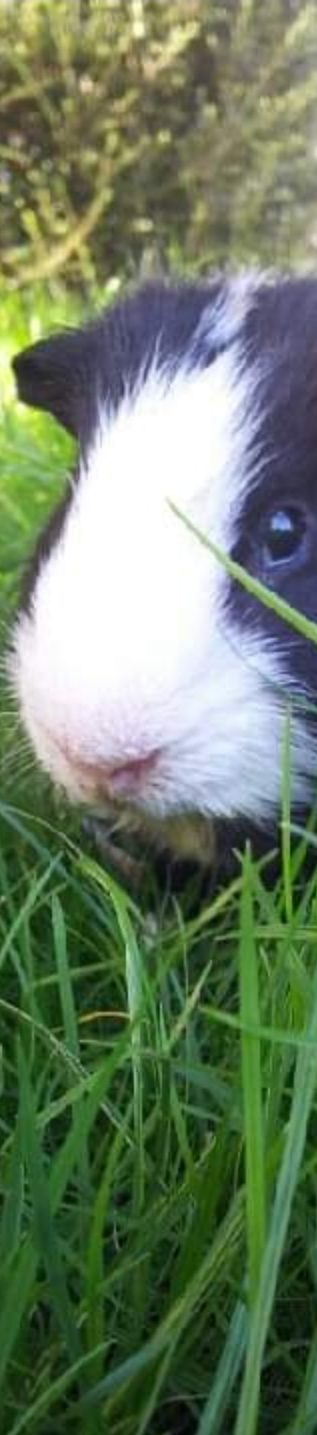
[103,750,160,795]
[53,742,161,796]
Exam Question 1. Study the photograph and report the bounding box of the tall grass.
[1,293,317,1434]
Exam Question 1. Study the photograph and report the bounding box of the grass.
[1,290,317,1434]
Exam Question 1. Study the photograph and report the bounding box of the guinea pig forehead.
[79,340,261,532]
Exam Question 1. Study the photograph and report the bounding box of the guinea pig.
[8,272,317,872]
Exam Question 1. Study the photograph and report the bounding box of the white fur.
[193,270,261,354]
[10,308,317,825]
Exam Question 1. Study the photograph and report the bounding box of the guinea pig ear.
[12,328,88,439]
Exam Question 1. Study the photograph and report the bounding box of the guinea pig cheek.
[8,609,88,801]
[9,501,218,811]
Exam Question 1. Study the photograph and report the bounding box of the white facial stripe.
[193,270,260,354]
[11,295,316,829]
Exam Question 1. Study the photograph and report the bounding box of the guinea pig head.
[9,275,317,830]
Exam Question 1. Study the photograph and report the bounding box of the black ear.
[12,328,92,439]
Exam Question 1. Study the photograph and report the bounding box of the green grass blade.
[52,892,79,1059]
[18,1042,81,1366]
[0,1054,125,1390]
[281,707,293,925]
[0,1117,24,1268]
[197,1301,247,1435]
[86,1112,132,1372]
[7,1342,109,1435]
[0,854,60,972]
[170,503,317,648]
[239,847,266,1310]
[282,1325,317,1434]
[81,1189,245,1410]
[235,966,317,1435]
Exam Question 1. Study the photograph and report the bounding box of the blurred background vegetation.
[1,0,317,301]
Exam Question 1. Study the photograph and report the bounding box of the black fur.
[13,278,225,453]
[228,278,317,709]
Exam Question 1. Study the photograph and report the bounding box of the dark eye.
[262,506,308,567]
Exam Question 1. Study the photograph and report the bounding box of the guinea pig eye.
[261,506,308,567]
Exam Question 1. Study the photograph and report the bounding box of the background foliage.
[1,0,317,294]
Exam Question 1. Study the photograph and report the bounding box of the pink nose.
[102,751,160,795]
[51,738,160,797]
